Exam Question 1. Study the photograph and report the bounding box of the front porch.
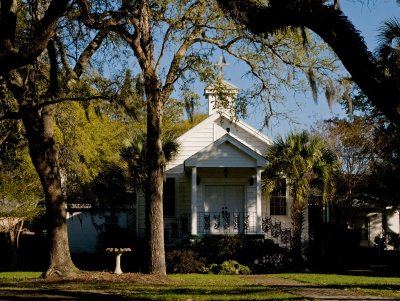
[164,212,293,248]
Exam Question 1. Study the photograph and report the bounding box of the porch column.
[191,167,197,235]
[256,167,262,234]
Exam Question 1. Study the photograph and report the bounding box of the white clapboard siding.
[192,142,257,168]
[167,114,271,173]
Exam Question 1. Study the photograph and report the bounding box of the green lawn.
[0,272,297,300]
[2,272,400,300]
[272,273,400,298]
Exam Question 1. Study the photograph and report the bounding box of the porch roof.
[184,134,268,169]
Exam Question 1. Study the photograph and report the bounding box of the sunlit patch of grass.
[271,273,400,298]
[272,273,400,286]
[0,271,41,279]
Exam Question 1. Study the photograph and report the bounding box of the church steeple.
[204,56,239,116]
[216,55,230,78]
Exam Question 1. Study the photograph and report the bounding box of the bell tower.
[204,56,239,117]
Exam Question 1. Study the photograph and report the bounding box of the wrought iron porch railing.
[197,211,257,234]
[261,216,308,247]
[164,212,307,249]
[261,216,292,246]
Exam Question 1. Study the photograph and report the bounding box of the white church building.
[135,79,296,244]
[67,79,300,253]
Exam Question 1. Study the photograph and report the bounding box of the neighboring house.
[347,199,400,249]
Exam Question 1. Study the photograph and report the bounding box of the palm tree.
[263,131,341,262]
[376,19,400,83]
[120,132,179,192]
[119,132,178,272]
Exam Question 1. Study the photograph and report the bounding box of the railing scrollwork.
[262,216,293,246]
[198,211,255,234]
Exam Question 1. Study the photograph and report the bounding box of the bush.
[163,235,297,274]
[191,235,244,264]
[166,249,206,273]
[207,260,251,275]
[189,235,292,272]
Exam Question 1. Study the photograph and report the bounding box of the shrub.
[166,249,206,273]
[189,235,292,272]
[190,235,247,264]
[159,235,300,273]
[208,260,251,275]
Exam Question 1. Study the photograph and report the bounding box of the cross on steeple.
[216,55,230,78]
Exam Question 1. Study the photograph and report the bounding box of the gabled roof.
[204,80,239,93]
[184,134,268,168]
[178,112,273,148]
[177,113,220,143]
[233,116,273,147]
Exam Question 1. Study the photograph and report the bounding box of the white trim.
[256,167,262,234]
[177,113,273,147]
[204,80,239,92]
[191,167,197,235]
[233,117,273,146]
[185,134,268,168]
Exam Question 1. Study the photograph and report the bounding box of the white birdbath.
[106,247,131,274]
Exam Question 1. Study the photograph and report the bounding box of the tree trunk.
[21,104,78,278]
[291,199,306,265]
[8,219,24,270]
[145,93,166,275]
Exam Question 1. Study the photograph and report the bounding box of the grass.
[0,272,298,300]
[272,273,400,298]
[3,271,400,300]
[0,271,42,279]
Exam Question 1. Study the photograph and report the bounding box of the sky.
[195,0,400,140]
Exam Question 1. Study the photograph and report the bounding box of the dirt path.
[242,275,396,300]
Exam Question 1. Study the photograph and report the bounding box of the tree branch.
[73,30,108,79]
[0,0,70,74]
[217,0,400,125]
[36,95,110,109]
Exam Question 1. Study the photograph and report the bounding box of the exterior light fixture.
[249,176,255,186]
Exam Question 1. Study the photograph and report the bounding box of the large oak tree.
[0,1,109,277]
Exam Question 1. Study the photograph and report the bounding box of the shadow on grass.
[0,285,302,300]
[0,289,126,301]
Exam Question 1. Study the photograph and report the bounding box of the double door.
[204,185,244,233]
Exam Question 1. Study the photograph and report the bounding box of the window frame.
[270,179,287,216]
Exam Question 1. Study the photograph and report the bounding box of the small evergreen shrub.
[191,235,243,264]
[166,249,206,273]
[207,260,251,275]
[219,260,251,275]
